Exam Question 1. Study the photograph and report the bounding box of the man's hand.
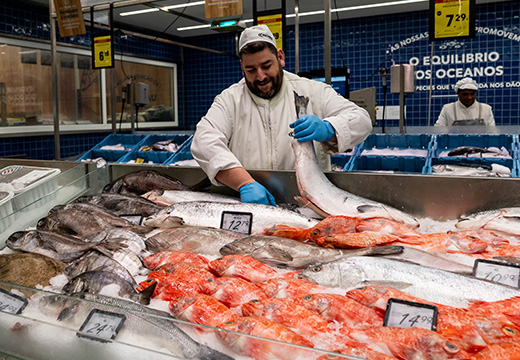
[290,115,335,142]
[239,182,276,206]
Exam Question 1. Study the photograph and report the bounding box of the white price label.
[384,298,438,331]
[77,309,126,342]
[0,289,28,314]
[220,211,253,235]
[473,259,520,288]
[119,214,143,225]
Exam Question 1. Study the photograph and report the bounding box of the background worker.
[191,25,372,205]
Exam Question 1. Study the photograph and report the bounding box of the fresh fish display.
[103,170,190,196]
[145,226,246,256]
[143,201,319,233]
[220,235,404,269]
[100,228,149,257]
[200,277,269,309]
[209,255,297,283]
[255,277,328,299]
[74,193,164,216]
[0,253,66,288]
[6,230,124,263]
[142,189,241,206]
[63,251,136,285]
[298,256,520,307]
[291,139,419,228]
[64,291,234,360]
[456,207,520,236]
[110,247,148,277]
[62,270,155,305]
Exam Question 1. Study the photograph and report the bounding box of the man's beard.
[245,63,284,99]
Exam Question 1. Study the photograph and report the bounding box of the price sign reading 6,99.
[384,298,438,331]
[429,0,475,41]
[473,259,520,288]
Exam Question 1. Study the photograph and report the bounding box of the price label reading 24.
[77,309,126,343]
[220,211,253,235]
[384,298,438,331]
[473,259,520,288]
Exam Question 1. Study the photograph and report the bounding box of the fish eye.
[357,286,366,290]
[146,279,154,283]
[250,299,260,303]
[207,278,214,282]
[155,266,162,271]
[503,326,518,336]
[311,265,322,273]
[312,230,320,236]
[224,320,234,325]
[443,342,459,354]
[302,295,312,300]
[217,257,223,260]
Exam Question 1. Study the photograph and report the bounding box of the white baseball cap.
[239,25,277,52]
[455,77,478,93]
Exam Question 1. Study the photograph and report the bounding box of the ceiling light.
[120,8,159,17]
[163,1,205,10]
[120,1,205,17]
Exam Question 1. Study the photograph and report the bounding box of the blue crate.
[347,155,428,174]
[92,134,149,152]
[331,154,352,171]
[77,149,128,163]
[116,150,172,165]
[164,136,199,166]
[135,134,191,153]
[425,157,517,177]
[431,134,516,159]
[357,134,434,157]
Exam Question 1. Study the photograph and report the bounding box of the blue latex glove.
[289,115,335,143]
[239,182,276,206]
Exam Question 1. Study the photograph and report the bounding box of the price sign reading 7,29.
[429,0,475,41]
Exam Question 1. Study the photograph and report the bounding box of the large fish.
[456,208,520,236]
[0,253,66,288]
[291,139,419,228]
[6,230,124,263]
[142,189,241,206]
[298,256,520,308]
[143,201,319,234]
[220,235,404,269]
[103,170,191,196]
[58,291,234,360]
[74,193,164,216]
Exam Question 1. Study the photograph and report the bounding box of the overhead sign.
[258,14,283,50]
[205,0,243,19]
[53,0,86,37]
[429,0,475,41]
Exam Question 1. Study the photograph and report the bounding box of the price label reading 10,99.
[473,259,520,288]
[430,0,475,41]
[384,298,438,331]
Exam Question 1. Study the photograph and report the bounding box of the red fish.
[142,250,210,270]
[469,296,520,327]
[200,277,269,310]
[356,218,422,239]
[150,261,215,285]
[255,277,328,299]
[470,341,520,360]
[208,255,298,283]
[217,316,316,360]
[138,273,203,300]
[316,231,402,248]
[168,294,238,330]
[293,293,383,329]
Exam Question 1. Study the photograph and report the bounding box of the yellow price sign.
[93,35,113,68]
[258,14,283,50]
[432,0,473,40]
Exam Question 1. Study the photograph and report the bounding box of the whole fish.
[298,256,520,308]
[209,255,295,283]
[145,226,246,256]
[142,189,241,206]
[220,235,404,269]
[457,208,520,236]
[200,277,269,310]
[255,277,328,299]
[61,270,155,305]
[447,146,498,157]
[292,139,419,228]
[142,250,211,270]
[63,251,136,285]
[6,230,125,263]
[470,341,520,359]
[63,291,234,360]
[99,228,149,258]
[74,193,164,216]
[144,201,319,234]
[0,253,66,288]
[103,170,190,196]
[138,273,204,301]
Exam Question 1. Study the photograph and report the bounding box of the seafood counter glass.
[0,281,359,360]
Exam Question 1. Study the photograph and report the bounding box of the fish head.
[208,256,239,276]
[345,285,392,310]
[6,231,39,250]
[168,295,198,318]
[48,204,66,214]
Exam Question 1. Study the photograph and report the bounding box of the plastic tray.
[0,165,61,211]
[0,190,14,231]
[347,155,428,174]
[117,151,172,165]
[164,137,199,167]
[78,149,129,164]
[432,134,516,159]
[357,134,434,157]
[135,134,191,153]
[426,157,517,177]
[331,154,352,172]
[118,134,192,165]
[92,134,148,152]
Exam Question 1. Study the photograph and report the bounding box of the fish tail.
[262,224,307,240]
[136,280,157,305]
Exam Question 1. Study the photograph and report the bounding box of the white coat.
[191,70,372,185]
[434,100,495,126]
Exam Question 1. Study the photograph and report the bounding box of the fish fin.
[365,245,404,256]
[294,195,330,218]
[136,280,157,305]
[263,224,305,240]
[266,245,294,262]
[95,241,128,258]
[57,300,81,321]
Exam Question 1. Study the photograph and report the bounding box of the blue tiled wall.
[0,0,518,159]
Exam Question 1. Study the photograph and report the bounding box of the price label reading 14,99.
[384,298,438,331]
[473,259,520,288]
[220,211,253,235]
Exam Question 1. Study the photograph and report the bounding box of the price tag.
[220,211,253,235]
[0,288,28,315]
[93,34,114,69]
[258,14,283,50]
[473,259,520,288]
[77,309,126,342]
[383,298,438,331]
[119,214,144,225]
[430,0,475,41]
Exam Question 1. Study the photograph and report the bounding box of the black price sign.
[220,211,253,235]
[0,288,28,314]
[473,259,520,288]
[384,298,438,331]
[77,309,126,342]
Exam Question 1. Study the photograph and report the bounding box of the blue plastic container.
[78,149,128,163]
[426,157,517,177]
[135,134,191,152]
[331,154,352,171]
[92,134,149,152]
[164,136,199,166]
[118,134,192,165]
[116,151,172,165]
[357,134,434,157]
[432,134,516,158]
[347,155,428,174]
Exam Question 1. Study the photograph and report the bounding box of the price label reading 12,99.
[431,0,474,40]
[384,298,438,331]
[220,211,253,235]
[473,259,520,288]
